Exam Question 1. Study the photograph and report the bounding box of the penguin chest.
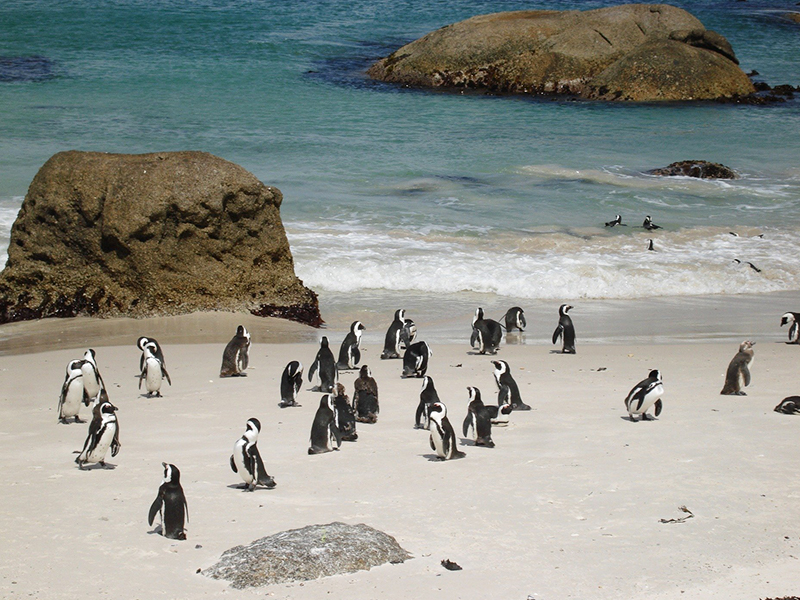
[430,427,446,458]
[61,379,85,417]
[87,423,116,462]
[145,360,162,392]
[234,443,255,484]
[81,365,101,397]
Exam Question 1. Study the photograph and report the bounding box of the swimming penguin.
[643,216,662,230]
[279,361,304,408]
[402,340,432,378]
[308,395,342,455]
[624,369,664,421]
[720,340,755,396]
[780,312,800,344]
[503,307,526,332]
[428,402,465,460]
[230,417,276,491]
[139,342,171,397]
[353,365,379,424]
[80,349,105,401]
[148,462,188,540]
[774,396,800,414]
[75,400,120,469]
[647,239,655,252]
[605,214,625,227]
[337,321,366,370]
[137,336,165,372]
[461,387,495,447]
[382,309,409,359]
[332,383,358,441]
[220,325,251,377]
[471,307,503,355]
[308,336,338,393]
[552,304,576,354]
[58,359,88,424]
[415,375,440,429]
[491,359,530,411]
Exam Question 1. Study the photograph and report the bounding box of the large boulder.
[0,151,321,326]
[367,4,755,101]
[648,160,738,179]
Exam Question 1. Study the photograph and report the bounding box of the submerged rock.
[0,151,321,326]
[649,160,738,179]
[203,522,411,588]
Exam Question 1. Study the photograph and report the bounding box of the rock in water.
[0,151,321,326]
[649,160,738,179]
[203,522,412,588]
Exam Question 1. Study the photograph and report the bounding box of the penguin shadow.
[76,461,118,470]
[225,483,276,491]
[422,453,464,462]
[147,524,164,536]
[620,415,658,423]
[549,350,575,355]
[466,350,499,356]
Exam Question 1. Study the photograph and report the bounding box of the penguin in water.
[415,375,440,429]
[503,307,526,332]
[148,462,188,540]
[332,383,358,441]
[552,304,576,354]
[337,321,366,371]
[780,312,800,344]
[642,216,662,230]
[220,325,251,377]
[308,395,342,455]
[774,396,800,414]
[353,365,379,424]
[230,418,276,491]
[139,342,171,397]
[471,307,503,355]
[76,399,120,470]
[137,336,166,372]
[81,349,105,401]
[624,369,664,421]
[427,402,465,460]
[309,336,338,393]
[58,359,88,424]
[382,309,410,359]
[461,387,495,447]
[402,340,432,378]
[720,340,755,395]
[647,239,655,252]
[279,361,304,408]
[605,214,625,227]
[491,359,531,411]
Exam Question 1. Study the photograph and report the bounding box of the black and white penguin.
[780,312,800,344]
[353,365,379,424]
[148,462,188,540]
[279,361,304,408]
[428,402,465,460]
[382,309,408,359]
[337,321,366,370]
[552,304,576,354]
[470,307,503,355]
[720,340,755,395]
[774,396,800,414]
[401,318,418,349]
[81,349,105,401]
[605,214,625,227]
[488,388,514,426]
[332,383,358,441]
[58,359,87,424]
[491,359,531,411]
[308,336,338,393]
[461,387,495,447]
[75,400,120,469]
[402,340,432,378]
[230,417,276,491]
[647,239,655,252]
[137,336,166,372]
[643,216,662,230]
[308,395,342,455]
[415,375,440,429]
[220,325,251,377]
[503,307,526,332]
[139,342,171,397]
[624,369,664,421]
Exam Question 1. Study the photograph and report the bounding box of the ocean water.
[1,0,800,321]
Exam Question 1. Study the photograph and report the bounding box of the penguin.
[647,239,655,252]
[774,396,800,414]
[80,349,105,401]
[148,462,188,540]
[337,321,366,370]
[230,417,276,491]
[461,387,495,447]
[353,365,379,424]
[75,399,120,469]
[470,307,503,355]
[780,312,800,344]
[401,318,418,349]
[382,309,408,359]
[491,359,531,411]
[720,340,755,396]
[137,336,165,372]
[139,342,171,397]
[487,387,514,426]
[552,304,576,354]
[503,307,526,332]
[308,336,338,393]
[415,375,440,429]
[427,402,465,460]
[643,216,662,230]
[605,214,625,227]
[308,394,342,455]
[220,325,251,377]
[402,340,432,378]
[58,359,88,424]
[332,383,358,441]
[279,361,304,408]
[624,369,664,421]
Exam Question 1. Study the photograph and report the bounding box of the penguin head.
[491,360,508,375]
[359,365,371,379]
[143,342,158,359]
[428,401,446,421]
[473,307,485,326]
[324,394,336,412]
[351,321,365,333]
[320,336,329,349]
[162,462,181,484]
[68,359,85,374]
[246,417,262,433]
[137,336,150,351]
[467,386,482,404]
[781,313,795,327]
[739,340,755,352]
[394,309,405,322]
[334,383,347,399]
[96,388,109,404]
[84,348,97,362]
[648,369,662,381]
[99,401,117,415]
[236,325,245,337]
[559,304,573,316]
[420,376,434,392]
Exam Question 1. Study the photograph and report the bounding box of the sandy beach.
[1,308,799,600]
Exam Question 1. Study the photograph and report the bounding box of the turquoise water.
[2,0,800,302]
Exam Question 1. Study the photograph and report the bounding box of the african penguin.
[605,214,625,227]
[488,388,514,426]
[504,307,526,332]
[332,383,358,441]
[401,318,418,349]
[308,394,342,455]
[780,312,800,344]
[415,375,440,429]
[470,307,503,355]
[492,359,530,411]
[402,340,432,378]
[137,336,166,372]
[337,321,366,370]
[75,400,120,469]
[148,462,188,540]
[428,402,465,460]
[220,325,251,377]
[279,361,304,408]
[461,387,495,447]
[353,365,379,424]
[308,336,338,393]
[720,340,755,395]
[624,369,664,421]
[552,304,576,354]
[382,309,407,359]
[643,216,662,230]
[774,396,800,414]
[80,349,105,401]
[230,418,276,491]
[647,239,655,252]
[139,342,171,397]
[58,359,88,424]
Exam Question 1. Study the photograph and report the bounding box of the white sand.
[1,315,799,599]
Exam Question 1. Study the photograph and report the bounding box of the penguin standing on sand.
[80,349,105,401]
[308,395,341,455]
[148,463,188,540]
[58,359,87,423]
[774,397,800,414]
[492,359,531,411]
[624,369,664,421]
[552,304,576,354]
[220,325,251,377]
[353,365,379,424]
[332,383,358,441]
[780,312,800,344]
[402,341,432,378]
[75,400,120,469]
[230,418,276,491]
[503,307,526,332]
[720,340,755,395]
[471,308,503,355]
[415,375,440,429]
[428,402,465,460]
[337,321,366,371]
[382,310,412,359]
[139,342,171,397]
[279,361,304,408]
[309,336,338,393]
[461,387,495,447]
[137,336,165,372]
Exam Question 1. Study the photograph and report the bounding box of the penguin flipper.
[462,414,471,438]
[429,435,436,452]
[162,364,172,386]
[148,495,163,527]
[111,426,121,457]
[470,329,479,349]
[138,369,145,390]
[330,423,342,448]
[743,366,751,387]
[654,399,663,417]
[229,454,238,473]
[552,325,563,345]
[498,384,511,406]
[352,346,361,367]
[308,359,318,383]
[415,402,425,428]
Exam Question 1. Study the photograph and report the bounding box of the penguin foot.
[74,417,85,423]
[512,403,532,411]
[155,392,162,398]
[738,391,747,396]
